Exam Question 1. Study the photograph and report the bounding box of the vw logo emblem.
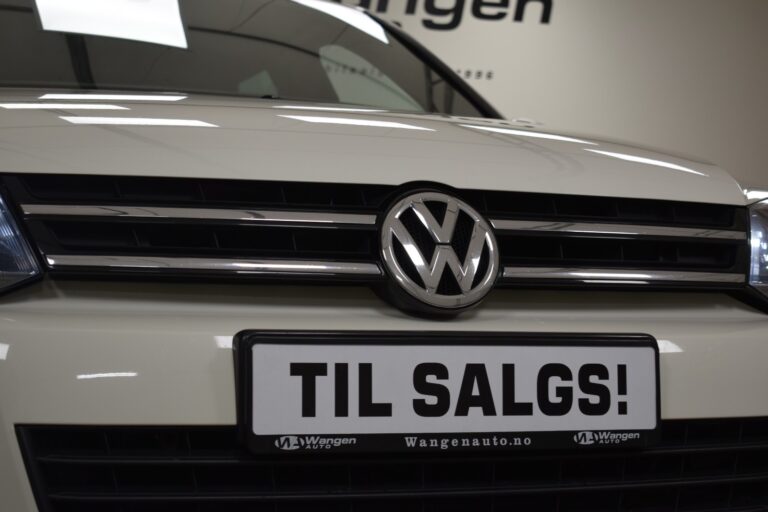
[380,191,499,314]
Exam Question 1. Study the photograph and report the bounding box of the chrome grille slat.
[490,219,746,240]
[45,255,383,277]
[22,204,378,226]
[502,267,746,284]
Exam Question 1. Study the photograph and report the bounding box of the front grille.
[17,418,768,512]
[2,174,749,290]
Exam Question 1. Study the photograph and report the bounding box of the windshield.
[0,0,485,116]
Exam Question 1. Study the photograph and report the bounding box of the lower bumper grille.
[17,418,768,512]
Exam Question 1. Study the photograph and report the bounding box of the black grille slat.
[10,175,394,210]
[35,471,768,499]
[464,190,741,230]
[36,470,768,497]
[498,236,743,271]
[17,419,768,512]
[35,221,377,260]
[31,439,768,466]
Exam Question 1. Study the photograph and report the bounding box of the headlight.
[0,193,40,292]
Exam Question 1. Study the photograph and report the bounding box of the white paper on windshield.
[36,0,188,49]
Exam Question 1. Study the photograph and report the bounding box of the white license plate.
[237,332,659,454]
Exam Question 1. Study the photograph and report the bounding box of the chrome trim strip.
[490,219,746,240]
[22,205,377,226]
[502,267,745,283]
[45,255,382,276]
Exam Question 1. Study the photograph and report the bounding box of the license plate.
[235,332,660,454]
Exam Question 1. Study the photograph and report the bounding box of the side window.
[429,71,484,117]
[238,70,279,97]
[319,44,422,111]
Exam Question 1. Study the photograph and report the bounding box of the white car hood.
[0,90,746,205]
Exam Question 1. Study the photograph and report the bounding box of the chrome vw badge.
[380,191,499,314]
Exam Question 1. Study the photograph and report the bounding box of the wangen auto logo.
[573,431,596,445]
[275,435,358,451]
[275,436,302,450]
[574,431,641,445]
[380,191,499,314]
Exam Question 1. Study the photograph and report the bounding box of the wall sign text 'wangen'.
[334,0,554,30]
